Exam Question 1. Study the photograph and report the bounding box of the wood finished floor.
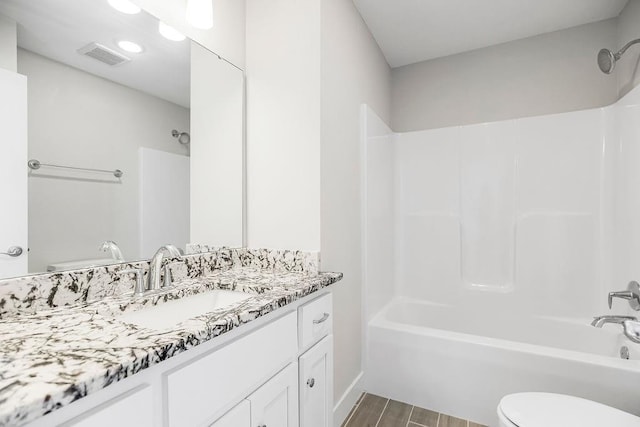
[342,393,487,427]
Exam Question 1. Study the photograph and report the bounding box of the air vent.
[77,42,130,66]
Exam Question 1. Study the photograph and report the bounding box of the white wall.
[244,0,392,419]
[319,0,391,418]
[0,14,16,72]
[190,42,244,247]
[245,0,321,251]
[20,49,189,271]
[134,0,245,69]
[391,19,618,131]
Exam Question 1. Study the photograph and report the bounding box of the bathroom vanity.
[0,248,342,427]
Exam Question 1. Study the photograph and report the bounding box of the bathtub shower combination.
[361,86,640,425]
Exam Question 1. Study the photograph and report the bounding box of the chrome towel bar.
[27,159,123,178]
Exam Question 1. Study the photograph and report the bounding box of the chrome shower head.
[598,48,616,74]
[598,38,640,75]
[171,129,190,145]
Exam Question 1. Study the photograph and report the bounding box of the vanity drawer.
[298,293,332,351]
[166,311,297,427]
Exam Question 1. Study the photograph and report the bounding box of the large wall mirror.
[0,0,244,280]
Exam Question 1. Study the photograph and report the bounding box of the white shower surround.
[361,86,640,425]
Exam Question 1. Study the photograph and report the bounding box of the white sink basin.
[118,290,253,330]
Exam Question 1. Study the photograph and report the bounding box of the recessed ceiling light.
[158,22,186,42]
[117,40,143,53]
[107,0,141,14]
[186,0,213,30]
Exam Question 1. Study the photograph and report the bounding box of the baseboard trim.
[333,371,364,427]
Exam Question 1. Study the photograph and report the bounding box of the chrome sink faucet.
[100,240,124,261]
[148,245,182,291]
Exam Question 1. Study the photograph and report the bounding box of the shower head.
[597,48,617,74]
[598,38,640,74]
[171,129,190,145]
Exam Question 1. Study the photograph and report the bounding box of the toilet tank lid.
[499,393,640,427]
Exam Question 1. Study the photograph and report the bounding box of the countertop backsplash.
[0,247,320,319]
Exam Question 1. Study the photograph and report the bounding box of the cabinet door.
[299,336,333,427]
[249,363,299,427]
[210,401,250,427]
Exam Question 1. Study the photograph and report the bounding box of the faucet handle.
[162,261,182,289]
[608,281,640,310]
[608,291,635,309]
[117,268,146,297]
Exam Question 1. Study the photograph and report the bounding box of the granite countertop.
[0,267,342,427]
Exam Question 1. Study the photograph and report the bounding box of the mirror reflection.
[0,0,243,279]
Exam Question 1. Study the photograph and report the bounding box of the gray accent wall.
[617,0,640,97]
[391,18,619,131]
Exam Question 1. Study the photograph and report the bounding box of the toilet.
[498,393,640,427]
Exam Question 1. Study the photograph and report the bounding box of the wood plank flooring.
[342,393,487,427]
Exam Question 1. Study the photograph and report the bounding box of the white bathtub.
[365,298,640,426]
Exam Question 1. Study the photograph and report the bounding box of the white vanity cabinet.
[167,312,298,427]
[299,336,333,427]
[210,363,299,427]
[64,386,153,427]
[297,293,334,427]
[248,363,299,427]
[209,401,250,427]
[26,291,334,427]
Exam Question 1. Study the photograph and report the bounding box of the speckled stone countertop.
[0,265,342,426]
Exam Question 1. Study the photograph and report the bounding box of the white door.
[249,363,299,427]
[299,336,333,427]
[0,67,28,278]
[209,401,250,427]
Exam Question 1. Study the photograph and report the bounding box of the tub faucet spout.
[591,315,637,328]
[593,317,640,344]
[100,240,124,261]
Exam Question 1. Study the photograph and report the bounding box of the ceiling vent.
[77,42,130,66]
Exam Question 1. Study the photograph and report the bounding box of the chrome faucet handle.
[117,268,146,297]
[162,261,182,289]
[608,291,635,309]
[608,281,640,310]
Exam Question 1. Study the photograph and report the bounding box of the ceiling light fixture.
[186,0,213,30]
[117,40,143,53]
[158,22,186,41]
[107,0,141,14]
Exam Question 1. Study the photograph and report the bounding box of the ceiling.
[0,0,190,108]
[353,0,629,68]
